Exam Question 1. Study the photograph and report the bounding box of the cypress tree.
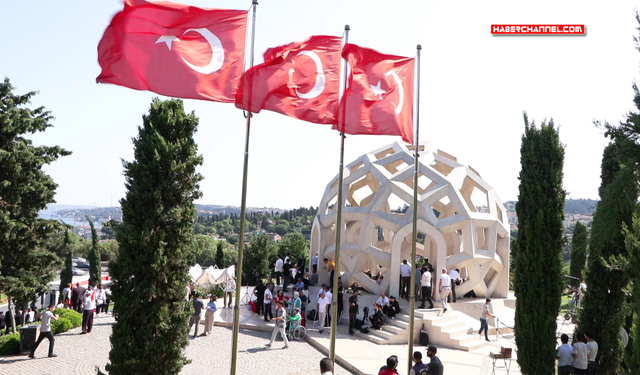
[578,145,638,374]
[107,98,203,375]
[514,114,565,375]
[569,222,588,287]
[0,78,69,332]
[59,229,74,290]
[214,241,225,268]
[86,215,101,285]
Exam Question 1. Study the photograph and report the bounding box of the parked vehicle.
[76,262,91,269]
[72,257,87,264]
[72,267,85,276]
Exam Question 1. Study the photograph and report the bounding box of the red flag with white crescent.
[235,35,342,124]
[97,1,247,102]
[336,43,415,144]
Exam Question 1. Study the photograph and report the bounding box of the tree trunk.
[8,296,16,333]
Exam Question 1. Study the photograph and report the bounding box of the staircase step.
[458,339,492,351]
[441,326,473,337]
[370,327,398,339]
[454,333,485,345]
[382,324,405,334]
[386,319,409,329]
[355,331,389,344]
[430,317,461,327]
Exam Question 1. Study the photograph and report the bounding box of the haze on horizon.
[3,1,639,210]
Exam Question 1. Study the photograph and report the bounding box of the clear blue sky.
[2,1,638,209]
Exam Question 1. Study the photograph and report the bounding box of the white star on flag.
[370,81,387,99]
[156,35,179,50]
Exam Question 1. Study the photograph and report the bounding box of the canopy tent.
[190,264,236,287]
[188,264,203,282]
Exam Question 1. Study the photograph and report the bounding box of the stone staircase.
[354,310,420,345]
[420,309,492,351]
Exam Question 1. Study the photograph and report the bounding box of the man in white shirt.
[419,267,434,309]
[377,292,390,315]
[312,254,319,274]
[28,304,59,358]
[82,288,96,334]
[448,268,460,302]
[263,284,274,321]
[400,259,412,300]
[323,285,332,327]
[556,333,573,375]
[224,277,236,308]
[479,298,495,341]
[585,331,598,374]
[438,268,451,313]
[320,357,333,375]
[274,255,284,286]
[62,283,72,308]
[317,291,331,334]
[25,308,35,323]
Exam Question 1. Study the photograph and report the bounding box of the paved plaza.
[0,313,352,375]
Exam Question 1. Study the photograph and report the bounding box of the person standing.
[297,254,305,272]
[254,279,266,316]
[337,277,344,324]
[584,331,598,375]
[81,288,96,334]
[317,291,331,334]
[448,268,460,302]
[103,285,112,314]
[348,289,359,335]
[438,269,451,313]
[572,332,589,375]
[299,288,308,325]
[73,283,85,313]
[274,255,284,286]
[419,266,434,309]
[185,283,191,302]
[62,283,72,309]
[28,305,59,358]
[414,267,422,302]
[556,333,573,375]
[203,295,217,336]
[400,259,412,300]
[426,345,444,374]
[265,300,289,349]
[312,254,318,274]
[320,357,333,375]
[188,293,204,338]
[409,351,429,375]
[283,259,291,290]
[478,298,494,342]
[95,284,106,317]
[224,277,235,308]
[264,283,274,321]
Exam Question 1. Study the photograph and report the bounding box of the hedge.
[0,308,84,355]
[0,333,20,355]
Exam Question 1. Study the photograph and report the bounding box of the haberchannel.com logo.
[491,24,585,35]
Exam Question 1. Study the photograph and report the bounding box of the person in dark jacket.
[254,279,267,315]
[369,303,385,330]
[73,283,86,313]
[386,296,401,319]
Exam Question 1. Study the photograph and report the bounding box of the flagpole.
[329,24,349,367]
[230,2,258,375]
[407,44,421,375]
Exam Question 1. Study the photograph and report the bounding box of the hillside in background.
[505,198,597,215]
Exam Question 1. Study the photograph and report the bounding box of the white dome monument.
[311,142,510,300]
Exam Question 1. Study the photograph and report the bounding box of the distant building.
[268,233,281,242]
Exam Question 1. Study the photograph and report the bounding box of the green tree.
[192,234,216,266]
[107,98,203,375]
[214,241,225,268]
[0,78,69,331]
[86,215,101,286]
[623,217,640,370]
[514,114,565,375]
[578,145,638,374]
[569,222,588,287]
[59,229,74,291]
[277,233,308,265]
[243,234,274,285]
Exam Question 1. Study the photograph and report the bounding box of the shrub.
[54,308,82,328]
[199,284,224,298]
[52,317,72,334]
[0,333,20,355]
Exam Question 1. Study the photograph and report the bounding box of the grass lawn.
[559,294,570,316]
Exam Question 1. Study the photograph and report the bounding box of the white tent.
[191,264,236,287]
[188,264,203,282]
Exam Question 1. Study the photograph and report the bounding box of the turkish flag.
[235,36,342,124]
[97,1,247,102]
[336,44,415,144]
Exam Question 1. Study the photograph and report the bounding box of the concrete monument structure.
[311,142,510,300]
